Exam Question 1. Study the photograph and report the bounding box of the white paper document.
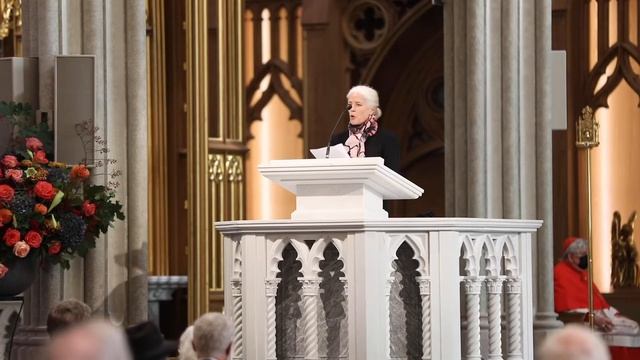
[310,144,350,159]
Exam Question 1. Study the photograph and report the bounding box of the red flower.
[0,209,12,225]
[5,169,23,183]
[13,241,30,258]
[24,230,42,248]
[3,228,20,246]
[0,185,15,203]
[34,181,57,200]
[0,263,7,278]
[34,203,48,215]
[1,155,18,168]
[33,150,49,164]
[71,165,90,180]
[25,137,44,151]
[48,240,61,255]
[82,201,96,217]
[0,168,3,178]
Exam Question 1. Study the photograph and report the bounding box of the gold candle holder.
[576,105,599,330]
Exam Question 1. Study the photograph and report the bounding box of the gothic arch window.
[245,1,303,220]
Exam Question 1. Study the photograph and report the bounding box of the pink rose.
[0,185,15,203]
[82,201,96,217]
[71,165,90,180]
[0,209,12,225]
[0,263,7,278]
[48,241,61,255]
[13,241,30,258]
[25,137,44,151]
[33,151,49,164]
[5,169,23,183]
[3,228,20,246]
[34,204,48,215]
[24,230,42,248]
[34,181,57,201]
[1,155,18,168]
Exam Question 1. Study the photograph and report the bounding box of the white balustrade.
[219,219,538,360]
[219,159,538,360]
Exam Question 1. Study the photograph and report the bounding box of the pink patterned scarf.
[344,114,378,158]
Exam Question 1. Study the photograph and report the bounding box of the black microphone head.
[346,104,352,110]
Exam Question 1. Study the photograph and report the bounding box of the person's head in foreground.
[192,312,233,360]
[47,319,132,360]
[347,85,382,126]
[178,325,196,360]
[46,299,92,336]
[539,324,610,360]
[126,320,176,360]
[562,236,589,271]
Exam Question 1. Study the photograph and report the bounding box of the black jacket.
[330,128,401,172]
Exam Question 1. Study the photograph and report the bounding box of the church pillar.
[81,0,148,325]
[124,0,149,325]
[443,0,562,349]
[12,0,148,357]
[533,0,559,337]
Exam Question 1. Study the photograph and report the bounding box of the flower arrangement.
[0,102,124,278]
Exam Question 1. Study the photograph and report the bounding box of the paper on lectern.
[310,144,350,159]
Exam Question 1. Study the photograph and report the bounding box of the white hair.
[178,325,197,360]
[347,85,383,118]
[192,313,233,358]
[539,325,610,360]
[48,319,132,360]
[563,238,588,259]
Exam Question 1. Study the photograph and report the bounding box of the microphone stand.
[325,105,352,158]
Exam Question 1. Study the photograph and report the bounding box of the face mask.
[578,255,588,270]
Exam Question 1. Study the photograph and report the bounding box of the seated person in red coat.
[554,237,640,359]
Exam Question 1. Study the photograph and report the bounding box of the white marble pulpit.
[218,158,539,360]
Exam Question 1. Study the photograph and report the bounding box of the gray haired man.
[192,312,233,360]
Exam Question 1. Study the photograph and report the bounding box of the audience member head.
[562,237,589,271]
[46,299,92,336]
[48,319,132,360]
[178,325,196,360]
[347,85,382,125]
[125,320,176,360]
[192,312,233,360]
[539,324,610,360]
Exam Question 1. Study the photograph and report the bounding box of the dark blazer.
[330,128,401,172]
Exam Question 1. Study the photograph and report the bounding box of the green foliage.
[0,101,54,156]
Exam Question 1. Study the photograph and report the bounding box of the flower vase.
[0,256,38,297]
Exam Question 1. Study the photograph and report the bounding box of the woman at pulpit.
[330,85,401,173]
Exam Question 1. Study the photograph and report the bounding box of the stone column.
[443,0,562,351]
[80,0,108,317]
[533,0,559,339]
[125,0,149,325]
[81,0,148,325]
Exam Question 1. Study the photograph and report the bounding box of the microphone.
[325,104,352,158]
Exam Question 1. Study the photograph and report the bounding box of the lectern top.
[259,157,423,200]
